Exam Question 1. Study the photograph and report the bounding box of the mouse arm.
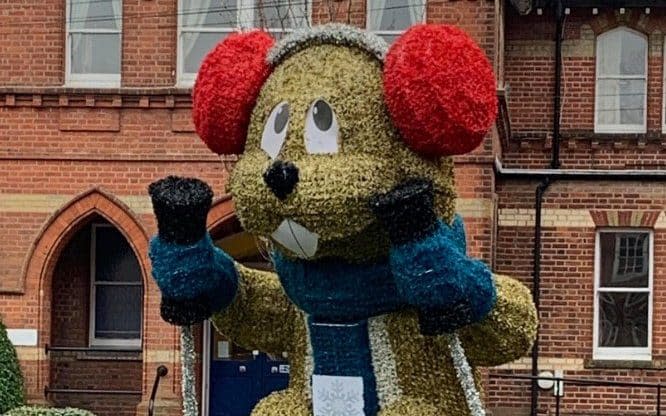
[148,177,238,325]
[370,179,496,335]
[212,263,300,355]
[457,273,538,367]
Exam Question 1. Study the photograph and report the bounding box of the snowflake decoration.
[313,377,364,416]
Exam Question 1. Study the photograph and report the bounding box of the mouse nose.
[263,160,299,200]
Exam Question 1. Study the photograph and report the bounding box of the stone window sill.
[584,359,661,370]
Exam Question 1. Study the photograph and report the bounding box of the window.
[594,230,653,360]
[595,27,647,133]
[366,0,426,44]
[90,224,143,348]
[66,0,122,87]
[177,0,310,86]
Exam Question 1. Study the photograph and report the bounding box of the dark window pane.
[599,232,649,288]
[95,285,142,339]
[95,226,142,282]
[598,292,648,347]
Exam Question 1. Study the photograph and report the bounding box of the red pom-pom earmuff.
[383,24,498,157]
[193,31,275,155]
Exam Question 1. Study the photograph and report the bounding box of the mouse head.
[192,24,497,262]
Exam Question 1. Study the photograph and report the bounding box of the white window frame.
[177,0,311,87]
[65,0,122,88]
[594,27,647,134]
[365,0,427,42]
[593,229,653,361]
[89,224,142,349]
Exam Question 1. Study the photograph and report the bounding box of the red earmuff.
[383,24,498,157]
[192,31,275,155]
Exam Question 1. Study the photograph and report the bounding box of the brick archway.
[20,187,150,397]
[207,195,236,233]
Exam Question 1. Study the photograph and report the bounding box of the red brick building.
[1,0,664,415]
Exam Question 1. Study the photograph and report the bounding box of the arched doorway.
[48,215,143,416]
[20,189,149,416]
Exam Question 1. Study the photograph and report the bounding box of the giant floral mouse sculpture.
[148,24,538,416]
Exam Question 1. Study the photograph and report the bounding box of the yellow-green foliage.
[4,407,96,416]
[213,269,537,416]
[230,44,456,262]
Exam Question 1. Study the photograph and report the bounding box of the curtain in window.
[407,0,425,26]
[369,0,388,31]
[596,28,646,129]
[69,0,121,75]
[70,0,92,72]
[182,0,215,67]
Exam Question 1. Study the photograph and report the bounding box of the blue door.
[209,331,289,416]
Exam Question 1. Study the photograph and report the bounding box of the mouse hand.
[368,178,438,245]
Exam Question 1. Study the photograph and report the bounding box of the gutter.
[495,158,666,180]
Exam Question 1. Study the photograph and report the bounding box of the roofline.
[513,0,666,15]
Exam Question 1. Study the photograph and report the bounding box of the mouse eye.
[305,99,339,154]
[261,101,289,159]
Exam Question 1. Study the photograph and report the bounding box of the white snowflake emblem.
[312,375,365,416]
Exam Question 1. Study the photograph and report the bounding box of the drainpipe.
[531,2,564,413]
[530,177,551,416]
[551,0,564,169]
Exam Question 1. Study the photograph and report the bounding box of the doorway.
[202,220,290,416]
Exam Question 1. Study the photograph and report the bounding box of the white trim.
[365,0,427,42]
[368,316,402,408]
[176,0,312,87]
[65,0,122,88]
[89,223,142,349]
[593,26,648,134]
[593,228,653,361]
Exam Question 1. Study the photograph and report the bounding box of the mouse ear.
[193,31,275,155]
[383,24,497,157]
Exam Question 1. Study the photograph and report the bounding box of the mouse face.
[229,44,456,262]
[192,25,497,262]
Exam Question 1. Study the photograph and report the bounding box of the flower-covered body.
[148,24,538,416]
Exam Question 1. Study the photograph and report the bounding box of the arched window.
[595,27,647,133]
[89,223,143,348]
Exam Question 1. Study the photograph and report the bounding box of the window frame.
[89,223,142,349]
[365,0,427,42]
[594,26,648,134]
[176,0,312,87]
[593,228,653,361]
[64,0,122,88]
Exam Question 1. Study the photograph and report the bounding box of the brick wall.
[492,180,666,415]
[503,7,666,170]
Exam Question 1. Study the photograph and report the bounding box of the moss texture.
[230,43,456,262]
[212,266,536,415]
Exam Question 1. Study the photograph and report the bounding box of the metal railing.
[490,373,663,416]
[149,365,169,416]
[44,387,142,396]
